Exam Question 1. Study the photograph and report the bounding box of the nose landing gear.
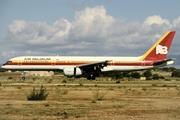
[21,71,25,80]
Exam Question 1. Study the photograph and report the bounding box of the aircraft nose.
[1,64,5,68]
[1,65,4,68]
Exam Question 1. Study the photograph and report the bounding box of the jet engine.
[63,67,82,76]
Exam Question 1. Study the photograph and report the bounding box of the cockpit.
[3,61,12,65]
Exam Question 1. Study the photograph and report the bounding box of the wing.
[77,60,111,72]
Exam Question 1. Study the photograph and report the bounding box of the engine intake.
[63,67,82,76]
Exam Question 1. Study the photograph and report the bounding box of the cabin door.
[51,60,56,65]
[141,61,145,66]
[18,60,22,66]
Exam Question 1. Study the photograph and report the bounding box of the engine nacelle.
[63,67,82,76]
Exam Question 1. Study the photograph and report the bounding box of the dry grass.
[0,72,180,120]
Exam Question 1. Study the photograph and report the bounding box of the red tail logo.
[140,31,176,61]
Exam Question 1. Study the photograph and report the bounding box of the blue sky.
[0,0,180,65]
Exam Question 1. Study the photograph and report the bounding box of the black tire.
[87,75,91,80]
[91,75,96,80]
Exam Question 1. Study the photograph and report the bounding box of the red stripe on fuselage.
[4,61,154,66]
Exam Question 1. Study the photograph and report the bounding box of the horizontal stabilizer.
[153,58,176,66]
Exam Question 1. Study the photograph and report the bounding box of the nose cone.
[1,65,4,69]
[1,63,6,69]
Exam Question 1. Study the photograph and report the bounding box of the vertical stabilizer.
[140,31,176,61]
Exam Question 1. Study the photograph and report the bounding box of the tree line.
[100,67,180,79]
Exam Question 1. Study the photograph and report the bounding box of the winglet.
[140,31,176,61]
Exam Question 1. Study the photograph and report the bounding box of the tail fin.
[140,31,176,61]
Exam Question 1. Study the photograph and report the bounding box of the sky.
[0,0,180,66]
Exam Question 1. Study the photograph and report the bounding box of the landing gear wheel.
[91,75,96,80]
[87,75,91,80]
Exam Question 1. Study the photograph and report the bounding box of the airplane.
[2,31,176,80]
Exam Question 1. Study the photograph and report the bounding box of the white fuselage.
[2,56,154,72]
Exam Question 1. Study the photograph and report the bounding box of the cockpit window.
[6,61,12,64]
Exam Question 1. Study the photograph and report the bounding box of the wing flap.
[77,60,111,70]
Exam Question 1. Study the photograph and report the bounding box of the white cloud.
[1,6,180,63]
[71,6,115,38]
[141,15,171,34]
[53,19,72,37]
[143,15,170,26]
[173,17,180,27]
[8,20,28,35]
